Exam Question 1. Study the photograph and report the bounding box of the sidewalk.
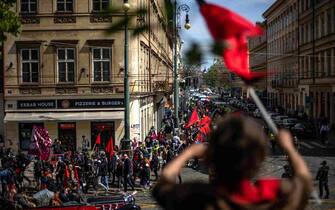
[327,129,335,147]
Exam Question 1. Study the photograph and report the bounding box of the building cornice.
[263,0,285,18]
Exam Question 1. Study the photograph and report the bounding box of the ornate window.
[21,0,37,13]
[57,0,73,12]
[92,48,111,82]
[57,48,75,82]
[92,0,109,12]
[21,49,39,83]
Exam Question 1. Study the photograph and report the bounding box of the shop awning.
[4,111,124,122]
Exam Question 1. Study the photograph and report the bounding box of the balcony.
[153,80,171,93]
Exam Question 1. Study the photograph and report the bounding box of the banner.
[29,126,52,160]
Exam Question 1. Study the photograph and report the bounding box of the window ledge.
[55,11,74,14]
[19,83,40,86]
[20,12,38,16]
[91,82,112,85]
[56,82,76,85]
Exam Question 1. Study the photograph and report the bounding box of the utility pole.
[173,0,179,134]
[123,0,130,151]
[173,1,191,134]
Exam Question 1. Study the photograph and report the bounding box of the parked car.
[253,109,261,118]
[214,101,228,106]
[269,112,280,120]
[87,193,140,210]
[273,115,289,126]
[290,122,316,139]
[281,118,298,129]
[25,193,140,210]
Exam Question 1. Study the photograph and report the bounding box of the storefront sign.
[59,123,76,129]
[57,99,124,109]
[17,100,56,109]
[17,99,124,110]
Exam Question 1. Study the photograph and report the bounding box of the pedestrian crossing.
[299,141,332,150]
[308,141,327,149]
[300,142,314,149]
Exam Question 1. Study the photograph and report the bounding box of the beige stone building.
[263,0,335,125]
[248,22,267,98]
[263,0,299,111]
[3,0,173,153]
[298,0,335,124]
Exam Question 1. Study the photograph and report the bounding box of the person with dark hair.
[151,152,160,181]
[123,154,135,192]
[116,158,124,190]
[153,115,312,210]
[34,157,43,189]
[55,157,66,187]
[281,165,292,179]
[15,150,31,190]
[95,154,109,192]
[316,161,329,199]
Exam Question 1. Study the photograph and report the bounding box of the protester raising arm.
[277,130,311,181]
[277,130,313,210]
[161,144,207,182]
[153,116,313,210]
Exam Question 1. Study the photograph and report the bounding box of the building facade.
[298,0,335,124]
[3,0,173,153]
[263,0,299,112]
[263,0,335,125]
[248,21,267,98]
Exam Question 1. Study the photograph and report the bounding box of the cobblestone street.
[136,156,335,210]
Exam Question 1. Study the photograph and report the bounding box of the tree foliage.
[105,1,225,66]
[203,65,219,88]
[0,0,21,44]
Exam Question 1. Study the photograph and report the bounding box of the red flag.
[95,133,101,145]
[198,116,211,127]
[200,3,266,82]
[65,165,70,179]
[200,123,211,136]
[105,136,114,158]
[230,178,280,204]
[196,133,204,142]
[185,108,199,128]
[29,126,52,160]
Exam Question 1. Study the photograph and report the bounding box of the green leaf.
[0,0,21,44]
[211,41,225,56]
[132,24,149,36]
[107,18,129,34]
[135,8,148,16]
[185,43,203,65]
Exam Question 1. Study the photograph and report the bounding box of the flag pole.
[90,143,97,158]
[247,87,278,134]
[247,86,321,205]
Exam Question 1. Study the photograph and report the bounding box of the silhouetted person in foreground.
[153,115,312,210]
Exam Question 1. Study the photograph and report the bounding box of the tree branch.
[195,0,206,6]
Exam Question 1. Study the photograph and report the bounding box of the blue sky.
[179,0,276,69]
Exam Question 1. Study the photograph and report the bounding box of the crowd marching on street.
[0,97,206,208]
[0,96,331,209]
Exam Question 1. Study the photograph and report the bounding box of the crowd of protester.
[0,104,203,209]
[0,97,330,209]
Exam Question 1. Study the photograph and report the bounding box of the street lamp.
[184,14,191,30]
[123,0,131,152]
[173,2,191,134]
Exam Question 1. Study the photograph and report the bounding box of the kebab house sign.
[17,99,124,109]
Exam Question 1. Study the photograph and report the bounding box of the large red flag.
[185,108,199,128]
[198,116,211,127]
[200,3,266,82]
[95,133,101,145]
[105,136,114,159]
